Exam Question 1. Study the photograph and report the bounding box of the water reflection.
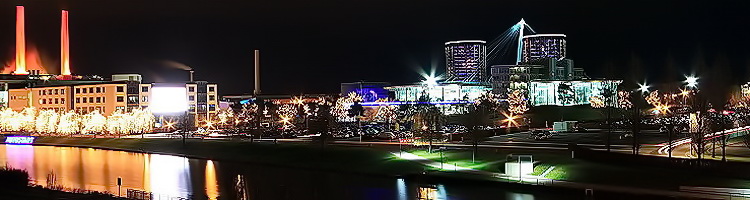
[150,154,192,198]
[205,160,218,200]
[0,144,559,200]
[0,145,195,199]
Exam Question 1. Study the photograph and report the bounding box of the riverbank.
[8,136,750,199]
[26,137,427,177]
[0,167,120,200]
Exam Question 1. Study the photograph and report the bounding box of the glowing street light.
[422,74,440,87]
[638,82,651,93]
[685,75,698,88]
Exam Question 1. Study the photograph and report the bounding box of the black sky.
[0,0,749,95]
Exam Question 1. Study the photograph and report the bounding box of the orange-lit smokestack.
[14,6,28,75]
[61,10,70,75]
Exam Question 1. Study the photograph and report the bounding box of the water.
[0,144,575,200]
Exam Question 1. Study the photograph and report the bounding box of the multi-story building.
[9,82,132,115]
[522,34,567,63]
[445,40,487,83]
[7,77,220,129]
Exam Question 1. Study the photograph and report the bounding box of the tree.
[399,94,445,153]
[460,92,501,162]
[557,82,575,106]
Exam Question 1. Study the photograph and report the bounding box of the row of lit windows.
[186,86,217,93]
[40,98,65,105]
[75,107,105,114]
[38,88,66,96]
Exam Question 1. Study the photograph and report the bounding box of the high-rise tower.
[445,40,487,83]
[522,34,566,63]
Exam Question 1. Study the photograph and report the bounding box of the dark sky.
[1,0,749,95]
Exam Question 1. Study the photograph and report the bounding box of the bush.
[0,166,30,189]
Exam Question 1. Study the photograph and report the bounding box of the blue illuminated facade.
[340,82,391,102]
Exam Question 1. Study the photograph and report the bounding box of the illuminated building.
[9,83,127,115]
[522,34,566,63]
[385,83,491,114]
[445,40,487,83]
[528,80,621,106]
[6,75,219,128]
[340,82,390,102]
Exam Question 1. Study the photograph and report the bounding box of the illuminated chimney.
[61,10,70,75]
[14,6,28,75]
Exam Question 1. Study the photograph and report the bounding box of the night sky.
[0,0,749,95]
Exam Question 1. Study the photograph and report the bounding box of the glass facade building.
[445,40,487,83]
[528,80,621,106]
[522,34,566,63]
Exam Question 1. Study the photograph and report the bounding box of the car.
[529,130,553,140]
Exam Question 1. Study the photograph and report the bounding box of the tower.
[445,40,487,83]
[61,10,71,75]
[14,6,27,75]
[522,34,567,63]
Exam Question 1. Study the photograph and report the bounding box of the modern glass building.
[445,40,487,83]
[528,80,621,106]
[522,34,566,63]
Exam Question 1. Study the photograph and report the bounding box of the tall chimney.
[254,50,261,95]
[189,70,194,82]
[61,10,70,75]
[14,6,28,75]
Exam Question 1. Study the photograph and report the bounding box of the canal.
[0,144,577,200]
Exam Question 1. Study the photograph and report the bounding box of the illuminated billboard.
[149,86,188,114]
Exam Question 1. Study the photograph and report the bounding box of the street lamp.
[638,82,650,94]
[684,75,698,88]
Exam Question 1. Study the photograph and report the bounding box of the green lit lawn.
[408,149,504,171]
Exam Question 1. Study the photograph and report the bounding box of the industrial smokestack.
[61,10,70,75]
[254,50,261,95]
[14,6,27,75]
[189,70,194,82]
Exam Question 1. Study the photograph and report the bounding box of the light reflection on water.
[0,144,552,200]
[0,144,193,199]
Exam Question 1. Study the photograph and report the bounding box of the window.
[42,90,46,95]
[117,86,124,93]
[96,97,101,103]
[188,87,195,92]
[75,88,80,94]
[117,96,124,102]
[208,86,215,92]
[89,88,94,93]
[61,98,65,104]
[89,97,94,103]
[41,99,46,104]
[141,96,148,102]
[83,88,87,94]
[61,89,65,95]
[189,96,195,101]
[54,98,59,104]
[209,95,215,101]
[102,97,105,103]
[83,98,87,103]
[54,89,58,95]
[76,98,80,103]
[209,104,216,111]
[142,87,149,92]
[96,87,101,93]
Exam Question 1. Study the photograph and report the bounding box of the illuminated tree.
[507,90,528,116]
